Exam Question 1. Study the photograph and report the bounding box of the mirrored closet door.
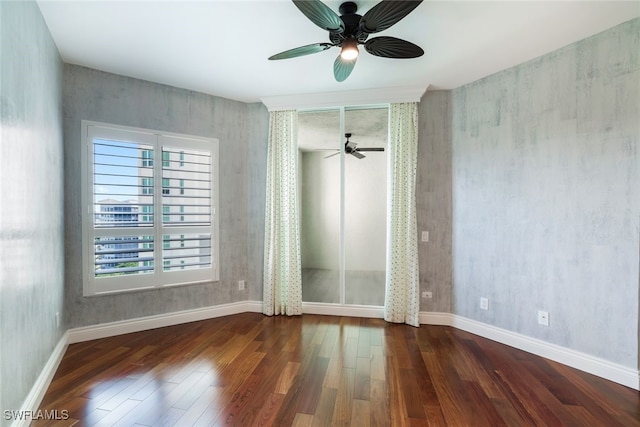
[298,106,388,306]
[344,108,387,306]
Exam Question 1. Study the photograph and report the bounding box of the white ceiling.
[37,1,640,103]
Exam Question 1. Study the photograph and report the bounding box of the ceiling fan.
[325,133,385,159]
[269,0,424,82]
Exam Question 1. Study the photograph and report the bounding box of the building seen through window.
[85,122,219,295]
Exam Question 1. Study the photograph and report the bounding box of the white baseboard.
[58,305,640,392]
[302,302,385,319]
[67,300,259,343]
[64,301,381,346]
[419,311,640,391]
[419,311,452,326]
[16,303,638,425]
[12,332,69,427]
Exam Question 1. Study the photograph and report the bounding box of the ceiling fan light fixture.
[269,0,425,81]
[340,38,359,60]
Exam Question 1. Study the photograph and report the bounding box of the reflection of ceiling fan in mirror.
[325,133,385,159]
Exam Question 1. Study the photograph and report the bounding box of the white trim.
[68,301,257,343]
[261,85,428,111]
[12,332,69,427]
[419,311,453,326]
[66,301,383,345]
[246,300,264,313]
[419,312,640,391]
[16,304,638,422]
[70,303,633,390]
[302,302,385,319]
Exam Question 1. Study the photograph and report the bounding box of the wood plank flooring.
[35,313,639,426]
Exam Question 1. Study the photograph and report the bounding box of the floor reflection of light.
[81,360,221,425]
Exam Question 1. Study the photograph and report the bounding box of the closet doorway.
[298,106,388,306]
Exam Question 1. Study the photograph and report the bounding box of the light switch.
[421,231,429,242]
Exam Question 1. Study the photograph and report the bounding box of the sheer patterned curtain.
[263,110,303,316]
[385,102,420,327]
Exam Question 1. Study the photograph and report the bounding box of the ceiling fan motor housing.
[344,133,355,153]
[331,2,368,45]
[339,1,358,15]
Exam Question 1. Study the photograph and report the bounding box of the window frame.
[81,120,220,296]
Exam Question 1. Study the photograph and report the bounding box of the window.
[142,178,153,195]
[82,121,219,296]
[141,205,153,224]
[142,150,153,167]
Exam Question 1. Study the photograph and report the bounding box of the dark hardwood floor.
[35,313,639,426]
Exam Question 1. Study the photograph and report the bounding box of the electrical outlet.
[422,291,433,299]
[421,231,429,242]
[538,310,549,326]
[238,280,245,291]
[480,297,489,310]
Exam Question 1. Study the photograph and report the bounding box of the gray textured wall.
[247,102,269,302]
[450,18,639,367]
[63,65,267,328]
[417,91,454,313]
[0,1,65,421]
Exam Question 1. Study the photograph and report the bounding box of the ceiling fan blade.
[351,151,366,159]
[324,152,341,159]
[365,36,424,58]
[356,147,385,152]
[293,0,345,33]
[359,0,422,34]
[333,55,357,82]
[269,43,333,60]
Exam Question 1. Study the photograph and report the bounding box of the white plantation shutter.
[159,137,214,276]
[82,122,219,296]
